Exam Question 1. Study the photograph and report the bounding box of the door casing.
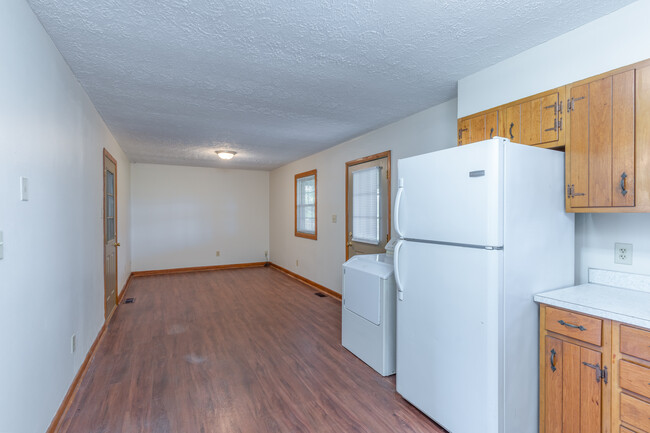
[345,151,391,260]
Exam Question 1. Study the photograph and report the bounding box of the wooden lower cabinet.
[541,305,650,433]
[540,305,611,433]
[613,323,650,433]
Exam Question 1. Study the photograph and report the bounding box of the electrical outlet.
[296,259,299,267]
[215,251,220,257]
[331,214,337,223]
[264,250,268,260]
[615,243,633,265]
[71,334,76,353]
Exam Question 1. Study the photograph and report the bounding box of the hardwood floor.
[58,267,445,433]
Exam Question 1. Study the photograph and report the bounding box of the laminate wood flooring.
[58,267,445,433]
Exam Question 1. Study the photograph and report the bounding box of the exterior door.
[103,150,118,319]
[346,151,390,259]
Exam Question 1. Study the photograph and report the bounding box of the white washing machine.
[342,253,396,376]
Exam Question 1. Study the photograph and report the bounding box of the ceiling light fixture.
[216,150,236,160]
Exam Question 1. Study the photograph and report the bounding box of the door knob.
[347,242,353,247]
[115,242,121,247]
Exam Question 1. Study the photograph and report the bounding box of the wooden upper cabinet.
[565,63,650,212]
[458,87,565,149]
[457,109,500,145]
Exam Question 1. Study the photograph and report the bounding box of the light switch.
[331,214,337,223]
[0,231,4,260]
[20,177,28,201]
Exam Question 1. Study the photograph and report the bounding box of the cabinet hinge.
[544,100,563,115]
[567,96,585,112]
[567,184,585,199]
[558,117,563,131]
[582,362,608,384]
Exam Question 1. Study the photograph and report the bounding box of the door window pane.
[352,166,381,244]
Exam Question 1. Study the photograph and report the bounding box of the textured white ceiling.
[27,0,635,170]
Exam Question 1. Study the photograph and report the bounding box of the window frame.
[294,169,318,240]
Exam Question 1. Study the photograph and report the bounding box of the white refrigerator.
[393,137,574,433]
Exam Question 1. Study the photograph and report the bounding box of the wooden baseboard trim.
[131,262,268,277]
[269,263,342,300]
[46,272,135,433]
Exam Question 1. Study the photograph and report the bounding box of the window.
[295,169,317,240]
[351,166,381,244]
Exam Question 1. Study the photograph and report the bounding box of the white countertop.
[534,283,650,329]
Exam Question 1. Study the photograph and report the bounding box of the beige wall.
[130,163,269,271]
[269,99,457,293]
[0,1,131,431]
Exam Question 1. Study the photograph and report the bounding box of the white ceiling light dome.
[216,150,236,160]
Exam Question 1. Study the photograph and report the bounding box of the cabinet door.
[545,336,564,433]
[612,71,635,207]
[458,118,469,146]
[486,110,499,140]
[567,70,635,210]
[506,105,521,143]
[521,98,541,145]
[469,114,486,143]
[541,93,561,145]
[568,83,590,207]
[544,337,603,433]
[589,75,614,207]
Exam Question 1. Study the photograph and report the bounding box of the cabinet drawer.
[620,360,650,399]
[621,393,650,432]
[545,307,602,346]
[621,325,650,362]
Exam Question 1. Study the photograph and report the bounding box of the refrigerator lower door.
[395,240,503,433]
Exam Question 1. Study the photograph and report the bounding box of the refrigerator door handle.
[393,240,404,297]
[394,178,404,238]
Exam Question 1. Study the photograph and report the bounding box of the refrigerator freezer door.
[395,240,502,433]
[396,138,504,246]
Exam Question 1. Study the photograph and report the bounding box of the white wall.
[269,99,458,293]
[458,0,650,283]
[0,1,131,432]
[458,1,650,118]
[131,164,269,271]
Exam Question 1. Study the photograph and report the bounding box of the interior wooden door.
[103,150,118,319]
[345,152,390,260]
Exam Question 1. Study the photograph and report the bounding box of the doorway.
[345,151,391,260]
[103,149,118,319]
